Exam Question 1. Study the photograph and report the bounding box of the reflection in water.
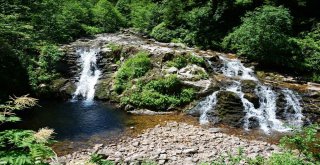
[9,101,127,141]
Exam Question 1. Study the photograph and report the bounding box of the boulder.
[207,91,245,127]
[95,79,114,100]
[177,65,208,81]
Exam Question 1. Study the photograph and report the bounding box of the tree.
[222,5,293,67]
[92,0,125,32]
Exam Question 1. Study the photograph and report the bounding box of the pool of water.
[8,101,128,141]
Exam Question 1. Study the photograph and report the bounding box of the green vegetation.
[2,0,319,98]
[167,54,205,69]
[114,52,152,94]
[0,95,54,164]
[121,75,195,111]
[90,154,115,165]
[0,0,125,100]
[280,124,320,161]
[222,6,293,67]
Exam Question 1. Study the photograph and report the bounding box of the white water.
[197,55,304,133]
[198,91,219,125]
[282,88,304,128]
[72,48,101,103]
[220,56,257,81]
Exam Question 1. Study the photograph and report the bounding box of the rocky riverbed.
[52,122,281,165]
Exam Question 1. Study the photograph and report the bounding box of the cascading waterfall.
[72,48,101,103]
[281,88,304,127]
[197,91,219,125]
[254,85,291,133]
[197,55,305,133]
[220,56,257,81]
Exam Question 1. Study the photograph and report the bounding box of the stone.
[206,91,246,127]
[166,67,178,74]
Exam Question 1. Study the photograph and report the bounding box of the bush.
[280,124,320,161]
[121,75,195,110]
[167,53,205,69]
[92,0,125,32]
[0,96,54,164]
[293,23,320,81]
[114,52,152,93]
[28,44,64,90]
[150,22,177,42]
[222,6,293,67]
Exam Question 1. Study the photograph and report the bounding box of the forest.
[0,0,320,164]
[0,0,319,100]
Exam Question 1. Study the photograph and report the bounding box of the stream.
[4,32,318,157]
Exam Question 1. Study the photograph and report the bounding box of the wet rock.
[207,91,245,127]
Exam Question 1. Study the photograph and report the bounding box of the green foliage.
[28,44,64,90]
[222,5,293,66]
[0,95,38,124]
[167,54,205,69]
[121,75,195,110]
[114,52,152,93]
[0,129,54,165]
[280,124,320,161]
[90,154,115,165]
[0,96,54,165]
[92,0,125,33]
[266,152,309,165]
[150,22,177,42]
[292,23,320,81]
[130,0,160,33]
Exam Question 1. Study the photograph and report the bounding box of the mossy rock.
[95,78,113,100]
[51,78,68,91]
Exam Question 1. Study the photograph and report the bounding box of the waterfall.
[196,55,305,133]
[254,85,290,133]
[72,48,101,103]
[197,91,219,125]
[220,56,257,81]
[282,88,304,128]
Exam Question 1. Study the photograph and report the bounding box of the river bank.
[52,122,281,165]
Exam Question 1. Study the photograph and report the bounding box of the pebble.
[53,122,281,165]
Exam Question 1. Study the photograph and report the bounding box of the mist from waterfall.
[72,48,101,103]
[197,55,305,133]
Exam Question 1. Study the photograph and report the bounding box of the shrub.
[120,75,195,110]
[150,22,177,42]
[167,53,205,69]
[114,52,152,93]
[28,44,64,90]
[0,96,54,164]
[280,124,320,161]
[92,0,125,32]
[293,23,320,81]
[222,6,293,67]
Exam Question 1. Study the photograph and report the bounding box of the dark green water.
[7,101,128,141]
[1,100,130,154]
